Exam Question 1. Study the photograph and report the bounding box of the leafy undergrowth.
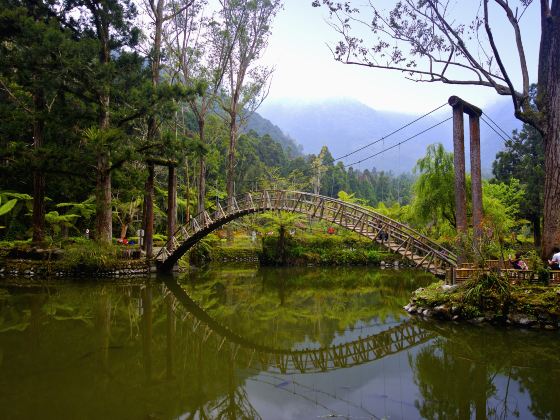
[261,235,398,266]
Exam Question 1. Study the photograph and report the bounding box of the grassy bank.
[406,275,560,330]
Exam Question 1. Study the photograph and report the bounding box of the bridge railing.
[257,190,457,267]
[155,190,457,270]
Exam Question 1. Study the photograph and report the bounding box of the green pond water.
[0,266,559,419]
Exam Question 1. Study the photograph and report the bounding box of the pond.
[0,266,559,419]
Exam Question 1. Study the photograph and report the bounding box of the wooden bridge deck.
[155,190,457,275]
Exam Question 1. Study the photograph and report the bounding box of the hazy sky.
[261,0,541,114]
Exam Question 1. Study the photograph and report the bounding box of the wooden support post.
[450,100,468,235]
[167,165,177,251]
[469,114,483,240]
[449,95,483,264]
[144,162,155,258]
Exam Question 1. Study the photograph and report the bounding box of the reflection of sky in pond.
[245,343,538,420]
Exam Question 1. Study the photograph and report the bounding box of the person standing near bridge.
[548,247,560,270]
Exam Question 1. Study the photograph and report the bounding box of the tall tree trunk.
[540,0,560,259]
[542,131,560,259]
[197,155,206,214]
[95,92,113,243]
[277,224,286,265]
[120,223,128,240]
[32,89,46,243]
[167,165,177,250]
[226,116,238,210]
[185,159,191,222]
[532,215,542,249]
[144,162,155,258]
[95,152,112,243]
[197,118,206,215]
[226,117,238,242]
[93,7,114,244]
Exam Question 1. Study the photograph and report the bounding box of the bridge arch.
[156,190,456,275]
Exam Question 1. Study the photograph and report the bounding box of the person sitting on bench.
[510,253,528,270]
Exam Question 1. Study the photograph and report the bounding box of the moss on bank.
[407,279,560,329]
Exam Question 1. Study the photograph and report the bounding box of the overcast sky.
[260,0,541,114]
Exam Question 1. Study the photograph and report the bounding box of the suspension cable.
[343,117,453,167]
[481,116,509,143]
[482,110,513,141]
[333,102,448,162]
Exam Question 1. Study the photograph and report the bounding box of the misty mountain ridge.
[244,112,303,157]
[258,97,522,174]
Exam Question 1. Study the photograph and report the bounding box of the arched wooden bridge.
[156,190,457,275]
[164,278,436,375]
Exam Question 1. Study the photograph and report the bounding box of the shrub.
[60,242,120,271]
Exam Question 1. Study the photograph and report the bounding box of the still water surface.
[0,266,559,419]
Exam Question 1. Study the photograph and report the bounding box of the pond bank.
[0,258,150,278]
[406,280,560,330]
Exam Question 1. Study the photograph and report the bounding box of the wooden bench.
[501,269,537,284]
[453,268,539,284]
[454,268,479,284]
[549,271,560,285]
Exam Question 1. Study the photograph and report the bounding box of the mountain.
[259,97,521,174]
[244,112,303,157]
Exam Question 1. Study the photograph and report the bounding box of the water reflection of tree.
[411,322,560,419]
[205,349,261,420]
[509,338,560,419]
[181,267,434,350]
[0,283,262,419]
[411,343,494,419]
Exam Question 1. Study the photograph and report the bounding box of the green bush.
[60,242,120,271]
[463,272,511,313]
[260,235,393,266]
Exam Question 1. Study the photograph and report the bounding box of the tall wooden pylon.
[449,96,483,259]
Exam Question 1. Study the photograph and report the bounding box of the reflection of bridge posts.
[28,294,45,360]
[141,285,153,382]
[165,293,175,379]
[95,289,111,371]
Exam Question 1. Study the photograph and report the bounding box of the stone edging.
[0,259,150,278]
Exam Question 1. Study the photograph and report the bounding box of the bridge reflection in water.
[164,277,435,375]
